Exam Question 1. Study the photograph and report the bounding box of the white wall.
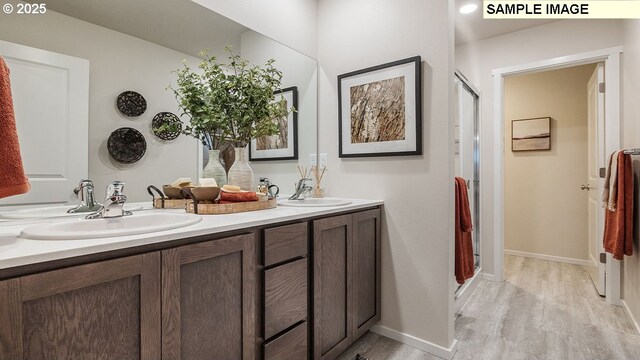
[504,65,594,261]
[456,20,624,276]
[240,30,318,194]
[621,19,640,331]
[192,0,318,59]
[0,8,202,202]
[318,0,455,351]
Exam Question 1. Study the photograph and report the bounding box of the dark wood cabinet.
[313,214,353,360]
[313,209,381,360]
[352,209,382,339]
[0,206,381,360]
[264,258,308,339]
[162,234,255,360]
[0,253,162,359]
[262,222,309,360]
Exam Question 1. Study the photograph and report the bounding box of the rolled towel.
[219,191,258,202]
[0,57,30,199]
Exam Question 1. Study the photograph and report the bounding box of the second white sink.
[278,198,353,207]
[20,213,202,240]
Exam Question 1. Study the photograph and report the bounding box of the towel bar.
[623,149,640,155]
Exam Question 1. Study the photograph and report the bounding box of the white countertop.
[0,198,382,271]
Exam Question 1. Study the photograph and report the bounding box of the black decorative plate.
[107,127,147,164]
[152,112,182,141]
[116,91,147,117]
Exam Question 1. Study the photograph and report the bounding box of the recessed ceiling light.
[459,3,478,14]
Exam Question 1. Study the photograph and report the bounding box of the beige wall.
[456,20,624,276]
[504,65,594,261]
[318,0,455,351]
[0,8,201,202]
[621,19,640,329]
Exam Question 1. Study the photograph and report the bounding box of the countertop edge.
[0,199,383,273]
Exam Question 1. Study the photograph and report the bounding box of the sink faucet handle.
[106,181,126,197]
[74,179,94,195]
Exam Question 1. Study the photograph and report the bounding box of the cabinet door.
[162,234,256,360]
[313,214,352,360]
[0,253,161,360]
[352,209,381,339]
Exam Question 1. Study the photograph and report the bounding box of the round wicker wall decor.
[116,91,147,117]
[152,112,182,141]
[107,127,147,164]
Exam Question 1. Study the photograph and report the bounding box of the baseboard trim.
[370,325,458,360]
[504,249,591,267]
[622,300,640,335]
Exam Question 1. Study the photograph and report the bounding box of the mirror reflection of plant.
[163,47,292,150]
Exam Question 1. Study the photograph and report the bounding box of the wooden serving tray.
[148,185,188,209]
[152,198,187,209]
[186,198,277,215]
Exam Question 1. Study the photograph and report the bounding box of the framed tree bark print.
[250,86,298,161]
[338,56,422,157]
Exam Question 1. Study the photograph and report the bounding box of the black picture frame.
[249,86,299,161]
[338,56,422,158]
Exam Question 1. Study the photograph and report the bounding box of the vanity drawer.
[263,321,307,360]
[263,222,307,266]
[264,258,307,339]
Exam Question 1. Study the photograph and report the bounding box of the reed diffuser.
[312,166,326,198]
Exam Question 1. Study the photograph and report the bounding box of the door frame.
[491,46,623,305]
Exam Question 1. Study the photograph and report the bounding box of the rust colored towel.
[0,57,29,199]
[603,151,634,260]
[219,191,258,203]
[455,177,474,284]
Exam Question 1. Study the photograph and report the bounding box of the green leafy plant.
[165,47,291,149]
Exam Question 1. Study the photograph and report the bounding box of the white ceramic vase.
[227,145,254,191]
[202,149,227,187]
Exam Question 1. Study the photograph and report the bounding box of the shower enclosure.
[453,72,481,302]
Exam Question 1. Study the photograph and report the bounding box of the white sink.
[278,198,352,207]
[0,204,143,220]
[20,213,202,240]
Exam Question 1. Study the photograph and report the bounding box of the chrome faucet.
[289,178,313,200]
[68,180,102,213]
[86,181,132,219]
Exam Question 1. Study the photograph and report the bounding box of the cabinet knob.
[581,184,591,191]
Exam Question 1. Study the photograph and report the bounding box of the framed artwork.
[338,56,422,158]
[511,117,551,151]
[250,86,298,161]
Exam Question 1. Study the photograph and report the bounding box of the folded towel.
[219,191,258,203]
[603,151,634,260]
[0,57,30,199]
[455,177,475,284]
[603,150,621,211]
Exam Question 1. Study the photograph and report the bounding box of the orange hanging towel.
[603,151,634,260]
[0,56,30,199]
[455,177,475,284]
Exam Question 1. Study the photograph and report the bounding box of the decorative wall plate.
[152,112,182,141]
[116,91,147,117]
[107,127,147,164]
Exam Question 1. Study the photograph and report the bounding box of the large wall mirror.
[0,0,317,207]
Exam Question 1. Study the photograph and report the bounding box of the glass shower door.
[454,72,480,293]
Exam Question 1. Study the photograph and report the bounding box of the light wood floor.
[337,255,640,360]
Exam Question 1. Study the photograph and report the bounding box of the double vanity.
[0,199,382,360]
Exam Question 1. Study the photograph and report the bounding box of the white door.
[0,40,89,207]
[586,63,606,296]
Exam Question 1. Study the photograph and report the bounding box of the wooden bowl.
[190,186,221,202]
[162,185,184,199]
